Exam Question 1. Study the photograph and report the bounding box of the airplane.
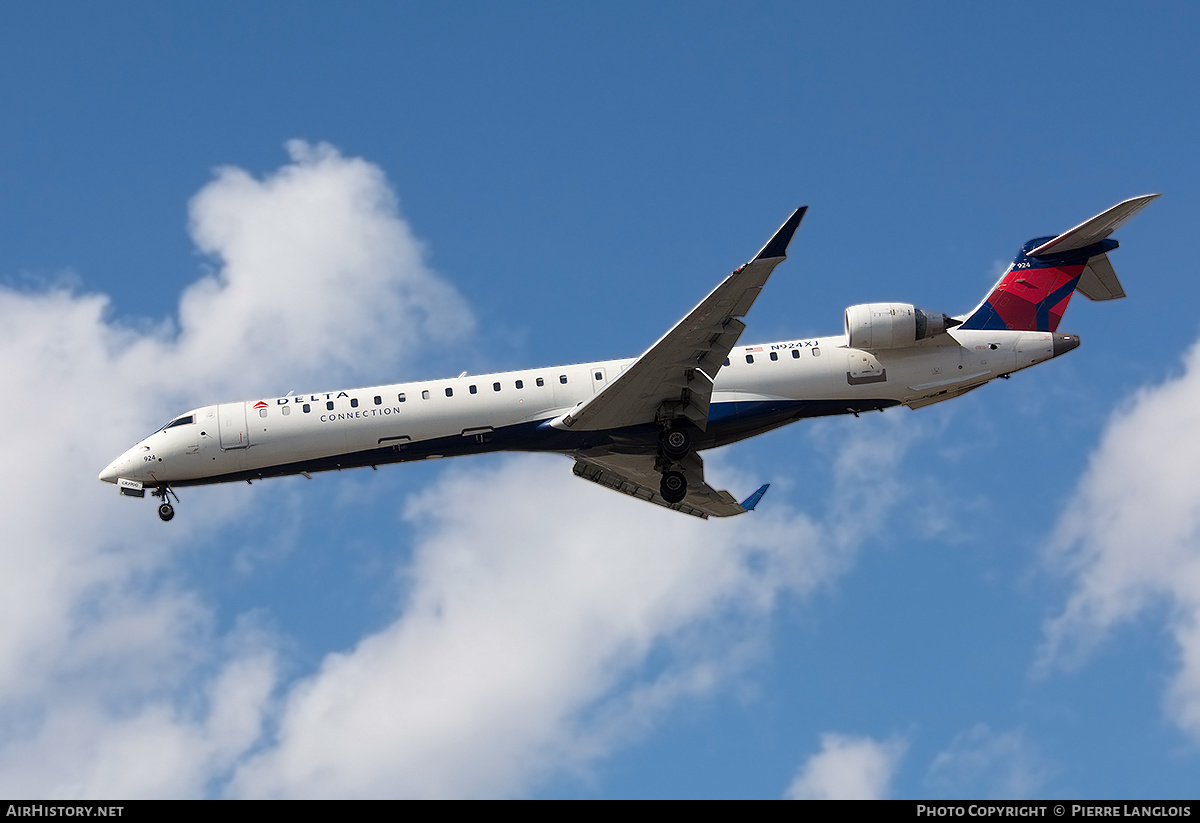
[100,195,1158,522]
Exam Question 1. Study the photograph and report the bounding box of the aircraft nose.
[99,461,120,484]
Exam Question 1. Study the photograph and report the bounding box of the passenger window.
[595,371,602,380]
[398,393,406,402]
[724,358,730,367]
[326,401,334,410]
[470,385,477,394]
[493,382,501,392]
[374,395,382,405]
[770,352,778,361]
[422,390,431,400]
[813,347,821,357]
[351,398,359,408]
[282,406,291,416]
[515,380,524,389]
[303,404,311,413]
[792,349,800,359]
[536,377,544,387]
[445,387,453,397]
[259,408,267,418]
[746,354,754,364]
[559,375,568,384]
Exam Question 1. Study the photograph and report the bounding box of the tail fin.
[958,241,1107,332]
[959,195,1158,332]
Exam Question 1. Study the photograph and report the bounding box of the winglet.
[754,207,808,261]
[740,483,770,511]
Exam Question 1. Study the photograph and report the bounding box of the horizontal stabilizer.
[1028,194,1159,258]
[1075,253,1125,301]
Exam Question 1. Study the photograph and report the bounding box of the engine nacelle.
[844,303,957,349]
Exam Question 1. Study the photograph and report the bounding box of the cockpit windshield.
[161,415,195,431]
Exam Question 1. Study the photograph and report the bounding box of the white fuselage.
[99,328,1064,489]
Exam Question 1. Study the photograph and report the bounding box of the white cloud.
[179,140,472,397]
[0,142,472,797]
[786,733,907,800]
[1040,340,1200,738]
[926,724,1053,799]
[0,638,276,799]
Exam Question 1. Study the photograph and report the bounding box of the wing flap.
[679,368,713,428]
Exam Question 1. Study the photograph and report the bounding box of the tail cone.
[1052,333,1080,357]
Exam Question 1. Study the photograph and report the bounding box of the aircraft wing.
[551,207,807,432]
[572,452,765,519]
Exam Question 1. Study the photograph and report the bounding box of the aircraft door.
[591,367,607,394]
[217,402,250,450]
[196,407,218,475]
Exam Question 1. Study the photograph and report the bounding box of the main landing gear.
[660,425,692,461]
[659,470,687,504]
[657,423,694,505]
[152,486,179,522]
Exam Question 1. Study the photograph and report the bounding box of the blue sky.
[1,1,1197,798]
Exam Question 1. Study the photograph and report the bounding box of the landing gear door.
[217,403,249,450]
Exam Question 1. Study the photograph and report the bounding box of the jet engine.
[844,303,959,349]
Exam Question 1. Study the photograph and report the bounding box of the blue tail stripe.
[1036,276,1083,331]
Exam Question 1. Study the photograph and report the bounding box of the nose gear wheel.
[151,486,179,522]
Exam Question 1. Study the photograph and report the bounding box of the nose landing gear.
[152,486,179,522]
